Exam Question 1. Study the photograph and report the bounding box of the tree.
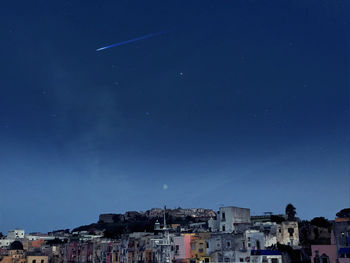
[310,217,331,229]
[336,208,350,218]
[285,203,296,221]
[271,215,286,224]
[46,238,67,245]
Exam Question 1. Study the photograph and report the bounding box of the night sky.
[0,0,349,233]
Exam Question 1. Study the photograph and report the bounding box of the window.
[222,225,226,232]
[256,240,260,250]
[248,237,250,241]
[248,243,251,247]
[288,228,294,237]
[226,241,231,247]
[222,212,226,221]
[32,260,36,263]
[240,258,244,262]
[320,253,329,263]
[271,259,278,263]
[41,260,44,263]
[206,242,209,248]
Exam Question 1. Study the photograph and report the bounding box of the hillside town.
[0,205,349,263]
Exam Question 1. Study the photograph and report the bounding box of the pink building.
[311,231,337,263]
[65,241,93,263]
[311,244,337,263]
[106,242,115,263]
[174,234,192,263]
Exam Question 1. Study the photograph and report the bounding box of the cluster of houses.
[0,205,349,263]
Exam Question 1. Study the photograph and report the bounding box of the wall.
[219,207,250,233]
[7,230,25,240]
[276,221,299,247]
[26,256,48,263]
[311,244,337,263]
[245,230,264,251]
[0,240,11,248]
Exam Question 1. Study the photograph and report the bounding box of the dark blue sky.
[0,0,349,233]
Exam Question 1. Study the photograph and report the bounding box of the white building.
[245,230,265,251]
[7,229,25,240]
[253,221,278,248]
[208,206,250,233]
[0,239,12,247]
[25,234,55,241]
[251,254,282,263]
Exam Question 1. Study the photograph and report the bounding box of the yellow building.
[25,256,48,263]
[0,241,26,263]
[189,233,211,263]
[0,241,48,263]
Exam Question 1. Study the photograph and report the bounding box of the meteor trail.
[96,31,166,51]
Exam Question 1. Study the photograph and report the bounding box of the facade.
[174,234,192,262]
[99,214,120,224]
[245,230,264,251]
[26,256,48,263]
[250,250,282,263]
[333,217,350,263]
[0,240,12,248]
[0,241,48,263]
[7,230,25,240]
[312,245,337,263]
[190,233,211,263]
[276,221,299,247]
[206,232,249,263]
[209,206,250,233]
[208,218,219,233]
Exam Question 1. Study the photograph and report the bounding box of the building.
[190,233,211,263]
[99,214,120,224]
[333,216,350,263]
[312,244,337,263]
[0,241,26,263]
[208,206,250,233]
[250,250,282,263]
[0,240,12,248]
[311,229,337,263]
[7,230,25,240]
[245,230,264,251]
[26,255,49,263]
[276,221,299,247]
[206,232,249,263]
[173,234,192,263]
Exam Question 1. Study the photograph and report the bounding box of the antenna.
[163,205,167,229]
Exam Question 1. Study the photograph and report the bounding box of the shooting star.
[96,31,166,52]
